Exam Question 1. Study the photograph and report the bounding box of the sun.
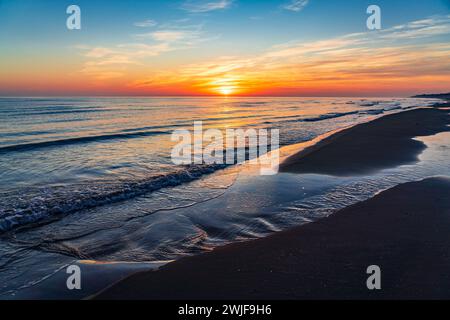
[218,87,234,96]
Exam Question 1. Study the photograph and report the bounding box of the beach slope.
[280,107,449,176]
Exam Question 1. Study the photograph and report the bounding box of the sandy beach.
[95,105,450,300]
[280,106,450,175]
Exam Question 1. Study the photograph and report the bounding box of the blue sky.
[1,0,449,49]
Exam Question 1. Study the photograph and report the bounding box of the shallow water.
[0,97,444,298]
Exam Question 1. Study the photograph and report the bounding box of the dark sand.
[96,178,450,300]
[280,107,450,176]
[95,107,450,300]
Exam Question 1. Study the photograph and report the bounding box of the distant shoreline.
[412,92,450,100]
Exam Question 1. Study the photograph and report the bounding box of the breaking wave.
[0,163,227,232]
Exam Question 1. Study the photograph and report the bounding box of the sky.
[0,0,450,96]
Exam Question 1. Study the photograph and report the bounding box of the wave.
[230,101,269,107]
[302,111,360,122]
[0,130,56,137]
[26,109,108,116]
[266,106,408,125]
[0,164,227,233]
[0,130,170,154]
[0,108,108,116]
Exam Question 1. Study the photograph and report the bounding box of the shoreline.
[94,104,450,300]
[280,106,450,176]
[95,177,450,300]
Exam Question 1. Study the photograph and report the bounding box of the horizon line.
[0,93,435,99]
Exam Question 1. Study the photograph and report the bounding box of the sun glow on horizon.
[218,86,235,96]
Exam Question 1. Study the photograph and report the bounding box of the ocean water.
[0,96,443,297]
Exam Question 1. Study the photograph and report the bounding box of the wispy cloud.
[78,43,173,80]
[149,30,188,42]
[133,21,212,47]
[134,19,158,28]
[77,20,213,81]
[282,0,309,12]
[134,27,203,43]
[181,0,233,13]
[378,16,450,40]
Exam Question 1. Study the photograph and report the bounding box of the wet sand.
[95,177,450,300]
[95,106,450,300]
[280,107,450,176]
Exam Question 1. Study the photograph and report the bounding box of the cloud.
[378,16,450,40]
[181,0,233,13]
[134,21,210,46]
[130,15,450,95]
[78,43,172,80]
[152,31,186,42]
[136,30,196,42]
[84,47,116,58]
[77,21,212,81]
[282,0,309,12]
[134,19,158,28]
